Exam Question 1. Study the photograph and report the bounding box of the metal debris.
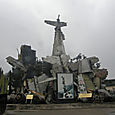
[5,16,113,104]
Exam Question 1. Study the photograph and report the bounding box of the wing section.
[44,20,57,27]
[59,22,67,27]
[44,20,67,27]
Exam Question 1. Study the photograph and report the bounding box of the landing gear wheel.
[45,95,53,104]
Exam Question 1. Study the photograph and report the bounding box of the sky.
[0,0,115,79]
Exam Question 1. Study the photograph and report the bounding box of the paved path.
[3,103,115,115]
[4,108,115,115]
[6,103,115,110]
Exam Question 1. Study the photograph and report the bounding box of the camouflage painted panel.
[82,73,95,91]
[0,74,8,94]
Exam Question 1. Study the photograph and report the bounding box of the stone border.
[6,103,115,111]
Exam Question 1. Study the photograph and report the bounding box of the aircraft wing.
[44,20,57,27]
[6,56,27,72]
[44,20,67,27]
[39,77,56,83]
[59,22,67,27]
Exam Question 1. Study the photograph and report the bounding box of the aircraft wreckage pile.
[6,16,113,104]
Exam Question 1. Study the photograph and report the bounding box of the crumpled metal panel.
[42,56,61,65]
[35,74,48,94]
[81,59,91,73]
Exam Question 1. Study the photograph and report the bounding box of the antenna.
[58,14,60,20]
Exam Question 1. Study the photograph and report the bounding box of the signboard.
[78,93,92,98]
[57,73,74,99]
[26,95,33,100]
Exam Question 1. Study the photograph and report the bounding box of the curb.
[6,103,115,111]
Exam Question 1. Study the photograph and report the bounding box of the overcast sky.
[0,0,115,79]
